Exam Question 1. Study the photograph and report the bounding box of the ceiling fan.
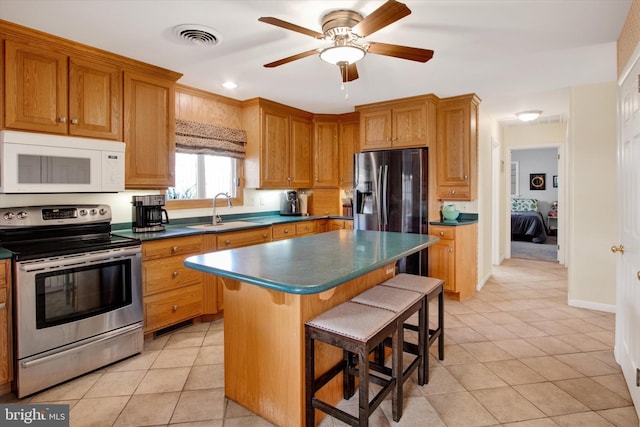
[258,0,434,83]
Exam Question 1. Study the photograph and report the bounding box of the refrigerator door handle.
[382,164,389,230]
[377,165,383,230]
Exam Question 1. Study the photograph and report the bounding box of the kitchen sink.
[186,221,263,231]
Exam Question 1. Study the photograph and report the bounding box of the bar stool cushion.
[384,273,444,294]
[350,285,423,313]
[306,301,395,342]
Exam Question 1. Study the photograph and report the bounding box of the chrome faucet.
[212,192,232,225]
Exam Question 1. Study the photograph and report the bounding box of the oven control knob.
[99,208,108,216]
[79,209,88,216]
[17,211,28,220]
[90,209,97,216]
[3,212,14,220]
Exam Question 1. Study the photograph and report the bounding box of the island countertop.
[184,229,439,295]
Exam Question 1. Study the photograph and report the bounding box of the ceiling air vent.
[173,24,221,46]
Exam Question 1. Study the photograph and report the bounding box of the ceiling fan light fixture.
[516,110,542,122]
[319,45,366,65]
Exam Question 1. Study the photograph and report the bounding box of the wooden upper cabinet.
[313,119,339,188]
[68,57,122,139]
[339,113,359,189]
[436,94,480,201]
[289,112,313,188]
[4,40,68,134]
[243,99,313,189]
[124,71,175,189]
[4,40,122,139]
[357,95,437,151]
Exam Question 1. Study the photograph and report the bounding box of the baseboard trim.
[568,298,616,313]
[477,272,492,292]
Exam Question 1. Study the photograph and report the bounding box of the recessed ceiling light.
[222,81,238,89]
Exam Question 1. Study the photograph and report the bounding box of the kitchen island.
[184,229,438,427]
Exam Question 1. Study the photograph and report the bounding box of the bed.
[511,198,547,243]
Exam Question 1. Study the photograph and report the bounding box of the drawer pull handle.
[171,246,178,253]
[172,305,179,312]
[0,303,5,309]
[71,118,79,125]
[58,116,67,123]
[450,190,456,195]
[439,231,444,236]
[284,229,289,234]
[172,271,179,278]
[225,240,231,245]
[448,248,454,253]
[262,234,268,239]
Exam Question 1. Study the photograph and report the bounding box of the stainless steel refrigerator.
[353,148,428,275]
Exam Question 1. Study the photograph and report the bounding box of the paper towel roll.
[299,193,308,215]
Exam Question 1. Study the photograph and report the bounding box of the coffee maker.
[132,195,170,232]
[280,190,301,216]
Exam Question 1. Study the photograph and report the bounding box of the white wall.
[567,82,618,310]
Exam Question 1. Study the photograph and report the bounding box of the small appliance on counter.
[132,194,170,232]
[280,190,301,216]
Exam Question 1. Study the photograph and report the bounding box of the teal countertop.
[184,229,439,295]
[429,213,478,226]
[0,249,12,260]
[113,212,351,241]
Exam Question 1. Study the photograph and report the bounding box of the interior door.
[615,50,640,416]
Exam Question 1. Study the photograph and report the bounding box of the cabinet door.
[5,40,68,134]
[261,106,290,187]
[124,72,175,188]
[392,102,428,148]
[428,240,455,292]
[68,57,122,140]
[290,113,313,188]
[360,109,391,150]
[339,120,358,188]
[314,121,339,188]
[436,97,478,200]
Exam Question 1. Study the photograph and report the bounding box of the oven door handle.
[20,322,142,369]
[18,247,141,272]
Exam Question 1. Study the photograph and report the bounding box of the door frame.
[504,143,566,265]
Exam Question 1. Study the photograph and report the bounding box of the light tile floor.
[2,258,638,426]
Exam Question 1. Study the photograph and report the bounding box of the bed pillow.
[512,198,538,212]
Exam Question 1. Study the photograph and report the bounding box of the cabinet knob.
[439,231,444,236]
[171,246,178,253]
[284,229,289,234]
[448,248,454,253]
[71,118,79,125]
[172,271,179,278]
[450,190,457,195]
[172,305,179,312]
[225,240,231,246]
[0,303,5,310]
[262,234,268,239]
[464,175,468,180]
[58,116,67,123]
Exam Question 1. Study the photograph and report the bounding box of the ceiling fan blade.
[263,49,319,68]
[367,42,434,62]
[339,63,359,82]
[351,0,411,38]
[258,17,325,39]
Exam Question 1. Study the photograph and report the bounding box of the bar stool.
[383,274,445,385]
[350,285,424,419]
[305,301,400,427]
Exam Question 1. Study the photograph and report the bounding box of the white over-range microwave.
[0,130,125,193]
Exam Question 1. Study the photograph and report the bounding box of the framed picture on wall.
[530,173,546,190]
[553,175,558,187]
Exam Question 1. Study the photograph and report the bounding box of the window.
[166,153,243,208]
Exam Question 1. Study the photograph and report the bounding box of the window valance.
[175,119,247,159]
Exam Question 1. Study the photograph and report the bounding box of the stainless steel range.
[0,204,143,398]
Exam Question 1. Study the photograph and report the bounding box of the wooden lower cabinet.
[203,227,272,315]
[272,221,317,241]
[142,235,204,333]
[428,223,477,300]
[328,219,353,231]
[0,259,12,392]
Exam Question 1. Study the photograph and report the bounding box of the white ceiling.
[0,0,632,121]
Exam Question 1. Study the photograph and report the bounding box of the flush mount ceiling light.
[222,81,238,89]
[516,110,542,122]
